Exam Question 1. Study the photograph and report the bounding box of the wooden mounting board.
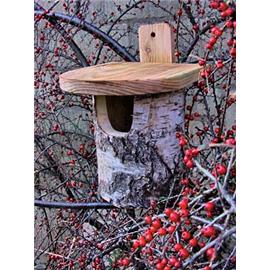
[59,62,201,96]
[139,23,175,63]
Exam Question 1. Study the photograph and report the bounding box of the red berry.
[67,149,73,156]
[164,208,173,217]
[225,8,234,16]
[226,20,234,28]
[185,219,191,225]
[168,256,177,266]
[175,51,181,57]
[177,8,183,16]
[216,164,227,175]
[144,215,152,225]
[156,262,164,270]
[179,248,189,259]
[180,209,189,218]
[168,238,175,244]
[216,60,224,69]
[199,241,206,248]
[210,1,219,9]
[220,11,227,18]
[227,129,234,136]
[183,156,189,163]
[231,255,236,264]
[150,226,157,234]
[158,228,167,236]
[161,258,168,266]
[139,236,147,247]
[150,199,157,208]
[152,219,162,230]
[212,137,219,144]
[179,138,187,146]
[185,159,194,168]
[204,201,215,212]
[122,258,130,267]
[189,238,198,247]
[206,43,213,50]
[174,243,183,252]
[214,127,220,134]
[145,233,153,242]
[133,240,140,249]
[185,149,193,158]
[70,181,76,187]
[225,138,236,145]
[191,148,199,157]
[206,247,216,259]
[230,47,236,57]
[193,24,199,32]
[178,198,189,209]
[199,59,206,66]
[169,211,180,223]
[202,226,216,237]
[180,178,189,185]
[219,2,228,11]
[209,37,217,46]
[69,159,75,166]
[167,225,176,234]
[214,28,223,37]
[204,266,212,270]
[182,231,191,241]
[227,39,234,46]
[53,123,60,131]
[174,260,182,268]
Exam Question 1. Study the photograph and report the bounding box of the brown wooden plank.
[59,62,201,95]
[139,22,175,63]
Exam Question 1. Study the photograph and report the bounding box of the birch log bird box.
[60,23,201,207]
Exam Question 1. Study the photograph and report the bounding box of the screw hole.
[150,32,156,38]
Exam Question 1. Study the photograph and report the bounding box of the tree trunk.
[94,90,184,207]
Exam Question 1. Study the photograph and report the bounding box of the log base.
[94,91,184,207]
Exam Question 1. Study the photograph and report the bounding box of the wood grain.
[59,62,201,95]
[139,23,175,63]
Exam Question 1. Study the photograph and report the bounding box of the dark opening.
[106,96,134,132]
[151,32,156,37]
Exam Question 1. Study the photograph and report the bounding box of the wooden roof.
[59,62,201,96]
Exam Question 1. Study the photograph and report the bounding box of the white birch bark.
[93,90,185,207]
